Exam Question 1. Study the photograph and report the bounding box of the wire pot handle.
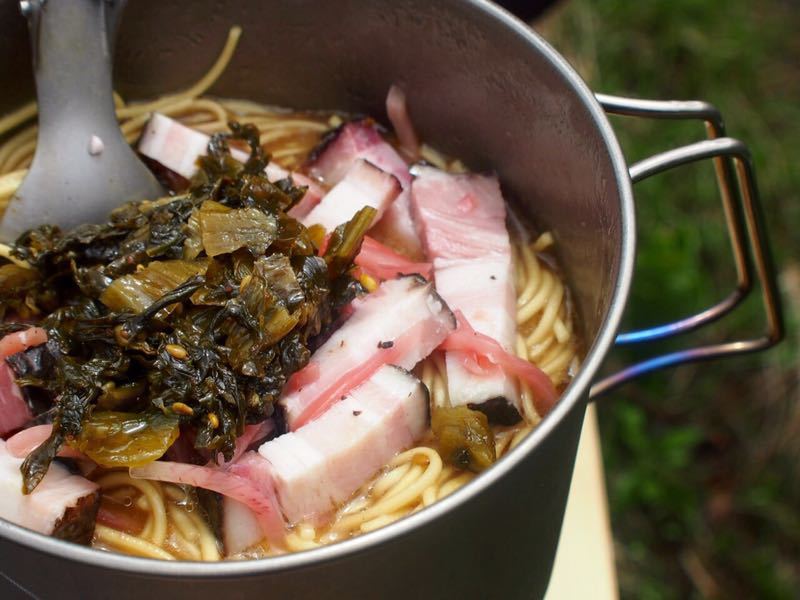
[590,94,783,398]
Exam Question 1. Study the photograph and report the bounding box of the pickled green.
[431,406,496,472]
[71,412,179,467]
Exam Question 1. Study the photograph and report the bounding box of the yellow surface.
[545,404,618,599]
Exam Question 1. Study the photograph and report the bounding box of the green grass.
[539,1,800,597]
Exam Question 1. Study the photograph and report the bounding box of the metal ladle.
[0,0,163,243]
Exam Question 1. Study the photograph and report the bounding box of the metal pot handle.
[589,94,784,398]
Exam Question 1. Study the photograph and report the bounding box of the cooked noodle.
[93,471,220,561]
[0,25,578,560]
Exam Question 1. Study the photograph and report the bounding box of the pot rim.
[0,0,636,577]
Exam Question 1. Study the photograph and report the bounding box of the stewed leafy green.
[1,122,375,492]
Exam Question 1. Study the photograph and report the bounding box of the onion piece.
[318,234,432,280]
[0,362,33,439]
[130,460,286,546]
[0,328,49,439]
[386,84,420,161]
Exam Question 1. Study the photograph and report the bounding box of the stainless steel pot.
[0,1,783,598]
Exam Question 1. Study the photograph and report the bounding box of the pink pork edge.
[259,364,428,525]
[279,275,455,430]
[301,158,401,232]
[410,165,521,419]
[0,439,98,536]
[307,119,424,260]
[137,112,324,215]
[0,328,48,438]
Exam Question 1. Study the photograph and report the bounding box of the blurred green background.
[536,1,799,598]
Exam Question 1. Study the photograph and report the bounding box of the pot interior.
[0,0,631,576]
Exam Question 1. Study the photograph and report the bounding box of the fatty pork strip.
[259,365,427,525]
[0,440,99,543]
[0,328,48,438]
[301,159,401,232]
[137,113,324,210]
[280,275,455,431]
[308,120,424,259]
[411,166,521,424]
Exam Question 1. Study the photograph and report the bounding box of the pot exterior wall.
[0,399,585,600]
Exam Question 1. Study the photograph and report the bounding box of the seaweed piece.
[7,342,56,383]
[0,263,40,298]
[468,397,523,426]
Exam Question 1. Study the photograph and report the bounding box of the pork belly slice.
[411,166,521,423]
[369,190,423,260]
[223,365,426,547]
[301,159,401,232]
[0,440,99,543]
[138,113,324,211]
[0,328,48,438]
[309,120,411,187]
[308,120,424,259]
[411,166,511,258]
[280,275,455,430]
[261,365,427,524]
[138,113,220,180]
[437,257,520,423]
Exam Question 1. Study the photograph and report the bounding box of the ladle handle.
[0,0,161,241]
[21,0,125,152]
[590,95,783,398]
